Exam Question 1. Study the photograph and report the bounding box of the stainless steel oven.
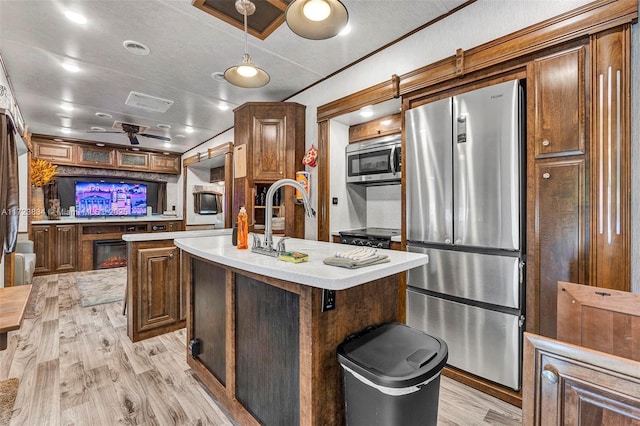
[346,135,401,184]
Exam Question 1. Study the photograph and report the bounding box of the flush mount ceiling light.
[64,10,87,25]
[224,0,270,88]
[286,0,348,40]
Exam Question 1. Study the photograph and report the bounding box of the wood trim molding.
[316,77,398,122]
[316,120,330,241]
[399,0,637,96]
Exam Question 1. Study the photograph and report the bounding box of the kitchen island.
[174,235,428,426]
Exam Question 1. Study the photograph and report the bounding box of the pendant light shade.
[286,0,349,40]
[224,0,270,88]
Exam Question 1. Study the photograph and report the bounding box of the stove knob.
[350,240,358,245]
[341,239,348,244]
[358,241,366,246]
[376,243,383,248]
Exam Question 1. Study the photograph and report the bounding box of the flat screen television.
[75,181,147,217]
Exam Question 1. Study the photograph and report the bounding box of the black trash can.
[337,322,448,426]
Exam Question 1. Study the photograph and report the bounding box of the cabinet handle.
[542,172,551,179]
[542,140,550,147]
[542,365,558,384]
[168,253,174,259]
[45,228,49,232]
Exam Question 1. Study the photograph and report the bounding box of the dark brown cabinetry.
[127,240,181,342]
[233,102,306,238]
[31,136,181,174]
[348,113,401,143]
[523,333,640,426]
[32,224,77,274]
[589,27,631,292]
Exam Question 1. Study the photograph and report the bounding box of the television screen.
[75,181,147,217]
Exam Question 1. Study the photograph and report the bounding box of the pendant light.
[224,0,270,88]
[285,0,349,40]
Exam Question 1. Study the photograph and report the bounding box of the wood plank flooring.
[0,271,522,425]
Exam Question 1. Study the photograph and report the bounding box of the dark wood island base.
[183,252,401,426]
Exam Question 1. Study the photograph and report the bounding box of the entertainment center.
[31,217,183,275]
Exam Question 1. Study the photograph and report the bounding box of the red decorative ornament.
[302,144,318,168]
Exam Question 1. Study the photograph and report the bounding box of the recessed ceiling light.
[211,72,226,82]
[96,143,105,147]
[95,112,112,119]
[175,134,185,138]
[380,119,392,126]
[53,138,64,142]
[61,128,71,134]
[218,103,229,111]
[157,123,171,129]
[123,40,150,56]
[163,142,171,148]
[360,107,374,118]
[60,103,74,112]
[163,152,170,155]
[185,127,194,134]
[339,24,352,36]
[62,62,80,73]
[90,126,105,132]
[131,147,140,151]
[64,10,87,25]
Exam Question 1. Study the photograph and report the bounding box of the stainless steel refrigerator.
[405,79,525,390]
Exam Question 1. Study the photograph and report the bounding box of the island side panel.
[235,274,300,425]
[309,274,400,426]
[192,258,227,385]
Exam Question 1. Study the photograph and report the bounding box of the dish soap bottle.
[237,206,248,249]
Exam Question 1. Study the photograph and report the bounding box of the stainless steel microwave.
[346,135,401,184]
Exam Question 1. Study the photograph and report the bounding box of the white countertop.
[32,215,183,225]
[174,235,428,290]
[123,228,231,242]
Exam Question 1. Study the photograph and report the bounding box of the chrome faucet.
[251,178,316,256]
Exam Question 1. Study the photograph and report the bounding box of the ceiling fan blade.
[87,130,125,134]
[128,133,140,145]
[139,133,171,142]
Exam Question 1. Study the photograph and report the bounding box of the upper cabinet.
[31,137,181,174]
[233,102,306,238]
[349,113,401,143]
[533,47,586,157]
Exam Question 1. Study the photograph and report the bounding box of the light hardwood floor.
[0,271,522,425]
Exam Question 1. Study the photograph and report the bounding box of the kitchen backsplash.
[366,185,401,229]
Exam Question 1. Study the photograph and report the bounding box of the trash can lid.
[337,323,448,389]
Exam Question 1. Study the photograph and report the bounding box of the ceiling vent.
[112,120,150,133]
[125,91,174,113]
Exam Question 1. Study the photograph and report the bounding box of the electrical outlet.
[332,197,338,205]
[322,289,336,312]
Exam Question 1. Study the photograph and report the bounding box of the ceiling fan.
[87,123,171,145]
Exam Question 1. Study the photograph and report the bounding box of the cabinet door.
[523,333,640,426]
[77,146,115,168]
[32,225,52,274]
[149,153,180,174]
[589,27,631,291]
[532,158,586,338]
[32,139,76,164]
[533,47,586,157]
[116,150,149,170]
[253,117,286,180]
[137,246,179,332]
[54,225,76,272]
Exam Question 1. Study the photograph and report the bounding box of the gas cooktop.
[338,227,401,238]
[338,228,401,248]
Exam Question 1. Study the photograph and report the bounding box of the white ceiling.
[0,0,469,154]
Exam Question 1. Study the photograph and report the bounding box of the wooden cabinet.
[32,224,77,274]
[530,158,587,338]
[349,113,401,143]
[126,240,182,342]
[149,153,180,174]
[32,139,75,164]
[31,137,181,174]
[532,47,586,157]
[116,150,149,170]
[233,102,306,239]
[77,145,115,167]
[523,333,640,426]
[32,225,53,274]
[589,26,631,291]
